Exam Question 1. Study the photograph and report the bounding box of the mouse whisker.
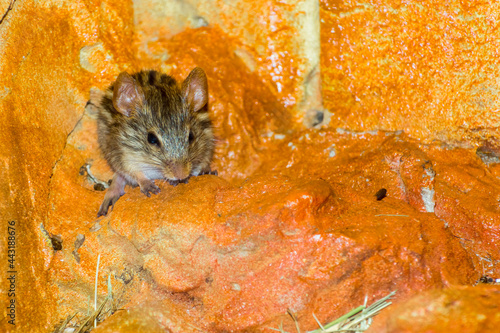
[95,68,214,215]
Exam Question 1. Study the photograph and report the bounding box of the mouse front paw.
[97,174,127,217]
[97,193,120,217]
[139,180,161,197]
[168,177,190,186]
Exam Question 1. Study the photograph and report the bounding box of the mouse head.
[111,68,214,181]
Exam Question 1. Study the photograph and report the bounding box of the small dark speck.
[217,213,221,217]
[94,183,106,191]
[478,275,494,284]
[311,110,324,127]
[120,271,134,284]
[50,235,63,251]
[375,188,387,201]
[205,276,213,284]
[79,166,86,176]
[108,179,113,185]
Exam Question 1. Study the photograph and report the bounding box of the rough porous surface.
[1,1,499,332]
[369,286,500,333]
[320,0,500,143]
[134,0,324,122]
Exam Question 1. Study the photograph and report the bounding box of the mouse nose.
[171,163,191,180]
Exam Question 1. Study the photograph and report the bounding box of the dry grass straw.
[75,298,109,333]
[54,256,119,333]
[272,291,396,333]
[55,313,78,333]
[55,253,395,333]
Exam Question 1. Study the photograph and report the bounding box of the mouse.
[90,67,216,217]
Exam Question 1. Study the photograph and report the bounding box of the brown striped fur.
[92,68,215,216]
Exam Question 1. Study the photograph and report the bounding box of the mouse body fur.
[92,68,214,216]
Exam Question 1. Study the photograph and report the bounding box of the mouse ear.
[182,67,208,112]
[112,72,145,117]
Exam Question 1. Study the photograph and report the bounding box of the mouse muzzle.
[170,163,191,180]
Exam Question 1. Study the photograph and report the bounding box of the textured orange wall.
[134,0,324,124]
[320,0,500,143]
[1,0,499,332]
[0,1,137,331]
[0,1,294,330]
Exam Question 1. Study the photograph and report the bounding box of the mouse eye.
[147,132,160,146]
[189,130,194,143]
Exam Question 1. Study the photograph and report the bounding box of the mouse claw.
[97,194,120,217]
[200,169,218,176]
[97,173,127,217]
[168,176,190,187]
[168,179,179,186]
[140,181,160,197]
